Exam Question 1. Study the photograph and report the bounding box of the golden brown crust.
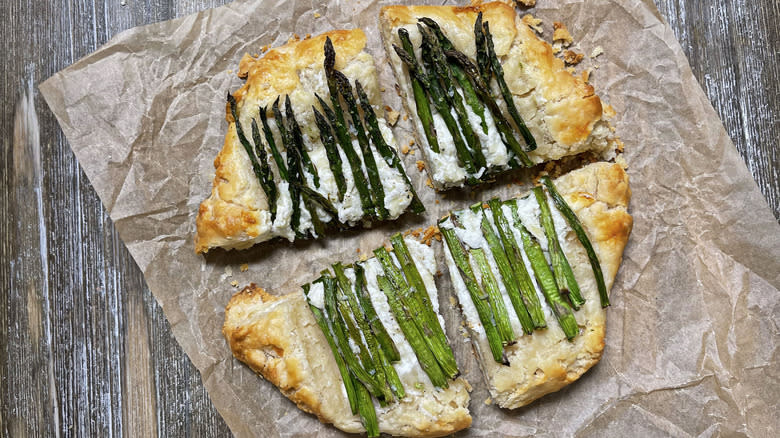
[224,284,472,436]
[472,162,631,408]
[195,29,384,254]
[379,2,616,188]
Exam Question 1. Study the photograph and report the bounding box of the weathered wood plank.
[655,0,779,218]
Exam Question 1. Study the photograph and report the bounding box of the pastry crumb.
[230,280,239,287]
[516,0,536,6]
[522,14,543,34]
[553,22,573,47]
[239,263,249,272]
[304,34,311,40]
[380,87,386,92]
[289,33,301,43]
[566,67,576,74]
[449,296,457,306]
[590,46,604,58]
[402,113,408,121]
[409,149,415,155]
[359,253,368,262]
[356,248,361,253]
[401,143,410,154]
[484,397,493,405]
[435,199,440,204]
[421,226,439,246]
[313,12,321,18]
[416,160,426,171]
[425,178,433,188]
[552,44,562,55]
[386,106,400,125]
[563,50,584,65]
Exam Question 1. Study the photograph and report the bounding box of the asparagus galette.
[196,30,423,253]
[223,162,631,435]
[379,2,620,189]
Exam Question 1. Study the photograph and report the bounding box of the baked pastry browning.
[224,237,472,437]
[379,2,619,189]
[197,29,420,253]
[440,162,632,408]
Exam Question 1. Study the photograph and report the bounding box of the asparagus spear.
[284,95,320,188]
[385,236,459,378]
[541,176,610,307]
[355,382,379,438]
[439,220,506,363]
[332,71,389,220]
[397,28,440,153]
[419,17,489,135]
[227,93,278,220]
[533,187,585,309]
[312,107,347,202]
[353,263,401,362]
[315,94,375,219]
[321,276,380,436]
[474,12,492,89]
[354,81,425,214]
[258,105,288,181]
[472,203,535,334]
[376,275,449,388]
[419,23,487,171]
[508,201,579,340]
[303,282,357,414]
[470,247,515,344]
[323,38,378,220]
[272,97,303,236]
[250,119,279,214]
[322,274,387,398]
[393,27,439,154]
[443,50,534,167]
[393,38,479,182]
[488,199,546,328]
[281,106,325,236]
[482,20,537,151]
[332,263,398,402]
[373,247,458,379]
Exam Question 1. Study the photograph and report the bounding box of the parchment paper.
[39,0,780,436]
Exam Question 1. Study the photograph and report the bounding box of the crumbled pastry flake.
[421,225,440,246]
[240,263,249,272]
[590,46,604,58]
[563,50,584,66]
[386,106,400,125]
[521,14,543,34]
[401,143,410,154]
[516,0,536,7]
[416,160,426,171]
[553,22,573,46]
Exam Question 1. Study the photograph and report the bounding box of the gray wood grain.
[0,1,777,437]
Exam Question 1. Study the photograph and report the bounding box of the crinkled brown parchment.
[39,0,780,436]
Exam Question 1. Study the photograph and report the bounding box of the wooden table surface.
[1,0,777,436]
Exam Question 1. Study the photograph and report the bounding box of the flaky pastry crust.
[379,2,616,188]
[223,285,472,437]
